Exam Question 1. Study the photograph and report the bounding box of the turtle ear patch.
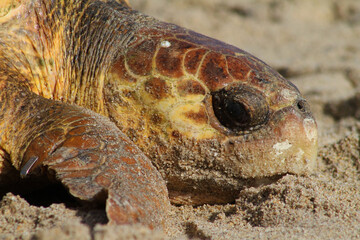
[209,85,269,135]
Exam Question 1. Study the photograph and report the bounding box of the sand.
[1,0,360,239]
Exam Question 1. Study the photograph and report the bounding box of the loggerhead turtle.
[0,0,318,229]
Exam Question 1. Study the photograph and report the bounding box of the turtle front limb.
[0,79,169,229]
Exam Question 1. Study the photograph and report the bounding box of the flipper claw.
[20,156,38,178]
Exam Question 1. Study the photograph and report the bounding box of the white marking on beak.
[303,118,317,142]
[296,149,305,161]
[273,140,292,156]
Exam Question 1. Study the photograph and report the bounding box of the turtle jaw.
[272,106,318,176]
[152,104,318,205]
[227,105,318,179]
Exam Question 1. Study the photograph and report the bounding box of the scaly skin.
[0,0,318,227]
[0,76,169,228]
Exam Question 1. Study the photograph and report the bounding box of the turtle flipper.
[0,79,169,228]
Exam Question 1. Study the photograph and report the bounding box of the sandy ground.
[1,0,360,239]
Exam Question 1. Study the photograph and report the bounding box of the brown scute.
[61,135,100,149]
[126,40,157,76]
[247,56,267,73]
[67,126,87,136]
[67,117,93,126]
[177,79,206,96]
[227,56,252,81]
[185,106,208,124]
[249,72,272,88]
[177,30,245,55]
[199,52,232,90]
[176,31,208,45]
[156,39,194,78]
[111,55,137,83]
[145,77,170,100]
[184,48,207,75]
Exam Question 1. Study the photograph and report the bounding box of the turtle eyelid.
[209,85,269,135]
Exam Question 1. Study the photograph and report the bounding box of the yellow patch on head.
[169,103,216,139]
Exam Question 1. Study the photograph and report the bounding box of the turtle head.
[105,21,317,205]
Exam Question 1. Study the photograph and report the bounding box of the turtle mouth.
[232,104,318,178]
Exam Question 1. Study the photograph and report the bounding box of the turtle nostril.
[297,100,307,112]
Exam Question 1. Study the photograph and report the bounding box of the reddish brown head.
[105,11,317,205]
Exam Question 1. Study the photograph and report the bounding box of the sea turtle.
[0,0,318,229]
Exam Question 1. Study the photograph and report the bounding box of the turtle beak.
[227,101,318,179]
[269,104,318,175]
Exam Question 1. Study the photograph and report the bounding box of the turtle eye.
[212,85,269,134]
